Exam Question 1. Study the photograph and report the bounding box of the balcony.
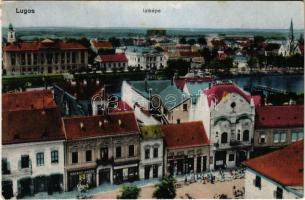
[96,157,114,166]
[230,139,242,146]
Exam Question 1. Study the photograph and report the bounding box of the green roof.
[186,82,211,104]
[140,125,163,139]
[129,80,190,110]
[126,46,159,54]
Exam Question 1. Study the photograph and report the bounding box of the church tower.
[288,19,294,42]
[7,23,16,43]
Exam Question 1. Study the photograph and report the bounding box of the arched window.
[243,130,250,141]
[221,132,228,144]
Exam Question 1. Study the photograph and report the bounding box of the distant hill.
[2,27,304,41]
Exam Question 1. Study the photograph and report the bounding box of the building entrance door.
[99,169,110,185]
[215,151,226,170]
[144,166,151,179]
[2,180,13,199]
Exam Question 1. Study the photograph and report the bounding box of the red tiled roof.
[161,121,209,149]
[243,140,304,186]
[175,79,187,90]
[176,44,191,49]
[179,51,202,58]
[63,112,139,140]
[2,90,56,112]
[252,95,262,108]
[98,53,128,62]
[110,100,132,113]
[58,41,87,50]
[91,40,113,48]
[203,82,251,106]
[56,80,105,100]
[2,108,65,145]
[255,105,304,128]
[3,41,87,51]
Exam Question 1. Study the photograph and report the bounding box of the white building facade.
[139,126,163,180]
[2,140,65,198]
[125,46,167,71]
[192,81,255,170]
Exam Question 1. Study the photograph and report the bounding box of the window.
[21,155,29,168]
[153,147,158,158]
[259,133,266,143]
[51,150,59,163]
[129,145,134,157]
[2,158,10,174]
[221,132,228,144]
[116,146,122,158]
[145,149,150,159]
[229,154,235,161]
[72,152,78,164]
[100,147,108,160]
[254,176,261,189]
[275,187,283,199]
[183,104,188,111]
[86,150,92,162]
[292,132,298,142]
[243,130,249,141]
[280,133,286,142]
[273,133,280,143]
[36,152,44,166]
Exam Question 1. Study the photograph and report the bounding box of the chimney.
[80,122,85,130]
[98,120,103,128]
[144,78,148,92]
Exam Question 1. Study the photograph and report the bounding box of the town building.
[53,79,105,116]
[192,81,256,170]
[243,140,303,199]
[90,39,113,54]
[3,37,88,76]
[125,46,166,71]
[162,121,210,176]
[232,53,250,73]
[253,105,304,157]
[278,20,302,56]
[139,125,163,180]
[63,112,141,191]
[179,51,205,69]
[94,53,128,72]
[2,91,66,199]
[7,23,16,43]
[122,80,191,124]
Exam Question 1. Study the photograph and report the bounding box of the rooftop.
[55,80,105,100]
[243,140,304,187]
[96,53,128,63]
[128,80,190,111]
[161,121,209,149]
[3,90,56,112]
[203,81,251,106]
[126,46,159,54]
[91,40,113,49]
[255,105,304,128]
[140,125,163,140]
[63,112,139,140]
[4,40,88,51]
[2,107,65,145]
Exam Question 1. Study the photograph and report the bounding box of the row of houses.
[2,90,211,199]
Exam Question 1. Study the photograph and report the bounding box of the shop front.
[113,163,139,184]
[67,168,96,191]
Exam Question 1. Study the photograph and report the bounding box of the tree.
[187,39,196,46]
[179,36,187,44]
[164,59,190,78]
[108,37,121,47]
[197,36,207,45]
[153,176,176,199]
[247,56,259,72]
[117,184,141,199]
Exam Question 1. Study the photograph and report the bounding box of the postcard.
[1,1,304,199]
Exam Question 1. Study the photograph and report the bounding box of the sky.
[2,1,304,29]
